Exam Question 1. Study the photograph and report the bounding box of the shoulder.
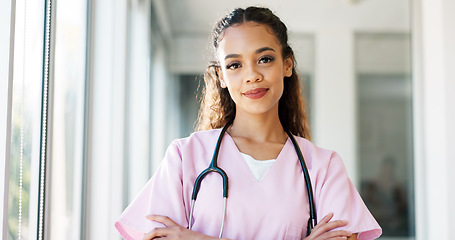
[159,129,223,169]
[173,129,222,146]
[169,129,223,156]
[292,136,341,170]
[293,136,335,156]
[293,136,352,196]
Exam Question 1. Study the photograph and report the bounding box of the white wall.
[85,0,128,238]
[445,0,455,235]
[313,29,358,182]
[414,0,455,238]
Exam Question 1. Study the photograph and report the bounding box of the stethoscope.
[188,121,317,238]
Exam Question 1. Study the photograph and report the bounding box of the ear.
[217,67,227,88]
[284,56,293,77]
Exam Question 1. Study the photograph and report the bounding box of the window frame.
[1,0,16,238]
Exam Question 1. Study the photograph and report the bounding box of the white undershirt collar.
[240,153,276,182]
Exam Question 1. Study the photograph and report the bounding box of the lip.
[243,88,269,99]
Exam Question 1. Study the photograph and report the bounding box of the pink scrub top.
[115,129,382,240]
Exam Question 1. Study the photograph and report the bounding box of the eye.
[226,62,241,70]
[258,56,275,64]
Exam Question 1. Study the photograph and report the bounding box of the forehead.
[217,22,281,58]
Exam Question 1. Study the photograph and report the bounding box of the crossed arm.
[143,213,357,240]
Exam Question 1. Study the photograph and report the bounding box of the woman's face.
[216,22,293,117]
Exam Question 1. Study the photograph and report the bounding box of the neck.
[228,107,287,144]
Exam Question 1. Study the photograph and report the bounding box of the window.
[356,33,415,238]
[8,1,45,239]
[48,0,87,239]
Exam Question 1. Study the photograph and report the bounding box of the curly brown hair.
[195,6,311,140]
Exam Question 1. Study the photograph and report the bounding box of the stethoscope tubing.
[286,130,317,234]
[191,123,230,200]
[189,123,230,238]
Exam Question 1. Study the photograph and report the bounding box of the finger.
[324,229,352,238]
[146,215,178,227]
[313,213,333,232]
[309,219,349,238]
[312,213,334,232]
[327,219,349,229]
[143,227,168,240]
[319,212,334,224]
[318,219,349,233]
[143,226,188,240]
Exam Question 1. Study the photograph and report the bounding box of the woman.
[115,6,382,240]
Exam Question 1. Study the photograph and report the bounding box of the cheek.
[222,72,242,88]
[267,67,286,84]
[269,69,285,95]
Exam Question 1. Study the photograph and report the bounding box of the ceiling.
[154,0,410,36]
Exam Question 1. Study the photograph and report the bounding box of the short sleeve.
[115,141,188,240]
[315,152,382,240]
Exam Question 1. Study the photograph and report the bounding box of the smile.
[243,88,269,99]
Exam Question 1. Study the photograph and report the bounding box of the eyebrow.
[224,47,276,60]
[256,47,275,54]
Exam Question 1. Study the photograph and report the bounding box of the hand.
[304,213,352,240]
[143,215,229,240]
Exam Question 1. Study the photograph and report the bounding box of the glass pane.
[301,73,313,128]
[8,1,45,239]
[292,34,315,128]
[356,33,415,238]
[125,0,152,202]
[49,0,87,239]
[178,74,203,137]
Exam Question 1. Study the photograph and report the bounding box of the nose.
[245,64,263,83]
